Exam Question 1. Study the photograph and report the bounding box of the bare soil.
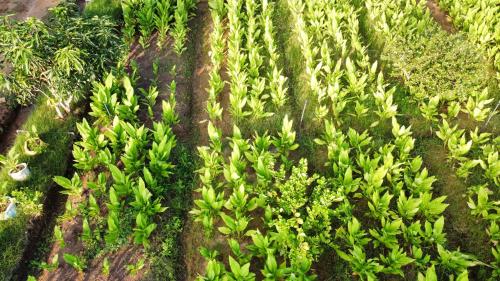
[426,0,456,33]
[189,1,211,147]
[0,0,59,19]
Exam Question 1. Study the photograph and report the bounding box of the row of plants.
[222,0,289,123]
[190,0,483,279]
[193,0,319,278]
[283,0,489,279]
[37,65,191,278]
[363,0,499,279]
[0,2,124,279]
[438,0,499,79]
[122,0,197,53]
[285,0,399,136]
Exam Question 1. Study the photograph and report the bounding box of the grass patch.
[0,97,78,280]
[83,0,122,20]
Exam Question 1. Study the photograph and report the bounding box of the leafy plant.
[102,257,110,276]
[155,0,173,49]
[133,212,157,248]
[171,0,189,54]
[127,258,145,276]
[0,3,121,107]
[191,185,225,235]
[136,0,156,48]
[37,254,59,272]
[225,256,255,281]
[63,253,86,272]
[53,173,83,196]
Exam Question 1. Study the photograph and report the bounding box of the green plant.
[130,178,167,216]
[171,0,189,54]
[225,256,255,281]
[155,0,173,49]
[261,253,287,280]
[53,173,83,196]
[149,122,176,178]
[133,212,157,248]
[137,0,156,48]
[0,3,121,107]
[63,253,86,272]
[439,0,499,73]
[0,152,21,172]
[102,257,110,276]
[191,186,225,236]
[127,258,145,276]
[382,31,491,103]
[140,85,159,119]
[437,244,481,273]
[162,81,180,125]
[337,246,384,281]
[37,254,59,272]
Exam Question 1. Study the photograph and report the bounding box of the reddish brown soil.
[190,2,211,147]
[426,0,456,33]
[0,0,58,19]
[130,35,192,141]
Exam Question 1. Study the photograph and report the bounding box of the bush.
[382,30,495,102]
[0,1,122,106]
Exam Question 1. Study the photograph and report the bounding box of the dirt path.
[189,1,211,147]
[0,0,58,19]
[180,1,215,280]
[426,0,455,33]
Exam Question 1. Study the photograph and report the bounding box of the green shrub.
[0,213,28,281]
[382,30,495,102]
[83,0,122,20]
[0,1,122,106]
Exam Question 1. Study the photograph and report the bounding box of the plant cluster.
[188,0,487,279]
[51,69,184,274]
[122,0,197,53]
[364,0,499,278]
[280,0,490,279]
[192,116,337,280]
[222,0,289,123]
[286,0,399,132]
[0,1,122,110]
[438,0,500,79]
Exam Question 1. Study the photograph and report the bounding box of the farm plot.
[0,0,497,280]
